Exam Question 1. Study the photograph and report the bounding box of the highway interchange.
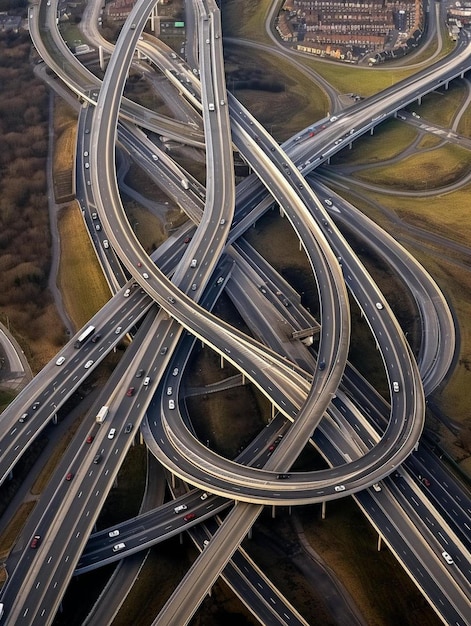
[0,0,470,624]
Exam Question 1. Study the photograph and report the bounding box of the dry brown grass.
[0,501,36,562]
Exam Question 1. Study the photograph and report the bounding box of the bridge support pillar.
[52,412,58,425]
[279,205,284,218]
[321,500,326,520]
[99,45,104,71]
[377,534,382,551]
[220,354,224,369]
[370,128,374,135]
[139,431,144,445]
[271,505,276,518]
[247,526,252,539]
[171,473,176,489]
[271,403,275,419]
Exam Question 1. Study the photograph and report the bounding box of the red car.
[183,512,196,522]
[126,387,135,397]
[65,472,74,481]
[30,535,41,549]
[422,477,431,487]
[137,261,142,267]
[86,435,94,444]
[184,237,191,244]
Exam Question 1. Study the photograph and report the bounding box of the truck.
[74,325,95,349]
[96,405,109,424]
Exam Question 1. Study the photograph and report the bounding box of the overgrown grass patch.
[408,81,468,128]
[330,120,418,166]
[57,203,111,330]
[353,143,471,189]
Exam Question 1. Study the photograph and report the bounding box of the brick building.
[279,0,423,61]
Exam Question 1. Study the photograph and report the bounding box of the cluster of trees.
[0,31,53,345]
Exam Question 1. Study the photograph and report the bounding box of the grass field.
[57,203,111,330]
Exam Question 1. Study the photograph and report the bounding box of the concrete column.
[99,45,104,71]
[321,500,326,520]
[377,534,382,551]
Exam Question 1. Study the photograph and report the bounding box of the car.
[174,504,187,513]
[334,485,346,492]
[167,387,173,396]
[86,435,94,444]
[372,483,382,492]
[113,542,126,551]
[56,356,65,366]
[220,218,226,225]
[124,423,133,434]
[108,428,116,439]
[126,387,135,397]
[137,261,142,267]
[216,277,224,285]
[191,283,197,291]
[151,154,158,161]
[142,272,149,279]
[91,212,97,220]
[85,163,90,169]
[91,333,101,343]
[93,454,102,464]
[169,399,175,409]
[95,224,101,231]
[115,326,122,334]
[109,529,120,538]
[184,512,196,522]
[32,402,40,410]
[130,23,136,29]
[220,99,225,106]
[135,369,144,378]
[143,376,150,386]
[203,539,210,547]
[190,259,198,268]
[200,492,208,500]
[85,128,90,134]
[30,535,41,549]
[277,473,291,480]
[421,477,431,487]
[183,237,191,244]
[168,296,175,303]
[319,360,326,371]
[19,413,29,423]
[103,240,109,249]
[442,551,454,564]
[160,347,168,355]
[205,38,210,43]
[65,472,74,481]
[324,198,333,207]
[124,288,131,297]
[84,360,94,369]
[172,368,179,376]
[375,302,384,310]
[84,151,89,157]
[393,382,400,393]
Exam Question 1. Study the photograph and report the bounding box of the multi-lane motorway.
[0,1,470,625]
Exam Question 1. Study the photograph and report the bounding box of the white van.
[174,504,187,513]
[190,259,197,268]
[55,356,65,366]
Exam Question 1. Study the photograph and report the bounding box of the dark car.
[91,333,102,343]
[93,454,102,464]
[126,387,135,397]
[135,369,144,378]
[184,237,191,244]
[30,535,41,549]
[32,401,40,410]
[86,435,94,444]
[124,423,133,434]
[160,347,168,355]
[183,512,196,522]
[65,472,74,481]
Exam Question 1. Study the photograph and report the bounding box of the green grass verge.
[57,204,111,330]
